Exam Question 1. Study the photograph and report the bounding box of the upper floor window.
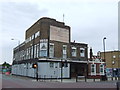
[35,31,40,38]
[36,44,39,58]
[40,42,47,57]
[31,34,34,40]
[100,64,104,75]
[31,46,33,58]
[91,64,96,75]
[80,48,85,57]
[63,45,67,59]
[49,43,54,58]
[34,45,37,58]
[28,47,31,59]
[29,36,31,41]
[26,48,29,59]
[72,47,77,57]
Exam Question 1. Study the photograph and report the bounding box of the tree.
[2,62,10,68]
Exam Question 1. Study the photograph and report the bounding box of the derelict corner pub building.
[12,17,102,79]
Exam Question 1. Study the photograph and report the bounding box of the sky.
[0,0,119,64]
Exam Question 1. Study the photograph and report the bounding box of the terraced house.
[12,17,88,79]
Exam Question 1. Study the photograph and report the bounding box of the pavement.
[5,74,119,83]
[1,74,120,89]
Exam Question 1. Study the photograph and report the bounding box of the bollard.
[107,77,109,81]
[44,75,46,81]
[42,75,43,81]
[100,77,102,81]
[51,76,52,81]
[76,75,78,82]
[116,82,120,90]
[85,76,87,82]
[112,77,113,81]
[39,75,41,81]
[36,74,38,81]
[118,77,120,80]
[93,78,95,82]
[105,76,107,81]
[56,76,57,82]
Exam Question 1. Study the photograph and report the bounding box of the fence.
[37,75,58,82]
[76,76,120,82]
[33,74,120,82]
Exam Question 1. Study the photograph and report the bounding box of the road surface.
[1,74,118,89]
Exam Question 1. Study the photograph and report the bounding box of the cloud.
[0,2,48,39]
[0,2,48,64]
[0,0,118,64]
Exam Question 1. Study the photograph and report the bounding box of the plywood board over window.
[50,25,69,43]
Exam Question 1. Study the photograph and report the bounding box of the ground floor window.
[50,62,54,68]
[91,64,96,75]
[100,64,104,75]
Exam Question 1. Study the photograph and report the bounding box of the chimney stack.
[90,47,93,61]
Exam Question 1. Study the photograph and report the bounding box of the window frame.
[91,64,96,75]
[71,47,77,57]
[80,48,85,57]
[40,42,47,57]
[49,43,54,58]
[99,64,104,75]
[63,45,67,59]
[50,62,54,68]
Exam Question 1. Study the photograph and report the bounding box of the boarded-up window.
[50,25,69,43]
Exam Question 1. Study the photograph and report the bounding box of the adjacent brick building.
[100,51,120,77]
[87,48,105,79]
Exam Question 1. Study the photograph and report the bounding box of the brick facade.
[12,17,88,78]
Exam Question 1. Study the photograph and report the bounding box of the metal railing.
[38,75,58,82]
[76,76,120,82]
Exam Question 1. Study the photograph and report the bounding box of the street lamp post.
[11,38,20,47]
[61,59,63,82]
[11,38,20,75]
[11,38,20,61]
[103,37,106,62]
[118,52,120,80]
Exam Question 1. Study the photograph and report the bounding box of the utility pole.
[118,51,120,80]
[61,59,63,82]
[11,38,20,75]
[103,37,106,62]
[63,14,64,22]
[32,63,38,81]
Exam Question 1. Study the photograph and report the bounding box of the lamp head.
[11,38,14,40]
[104,37,106,39]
